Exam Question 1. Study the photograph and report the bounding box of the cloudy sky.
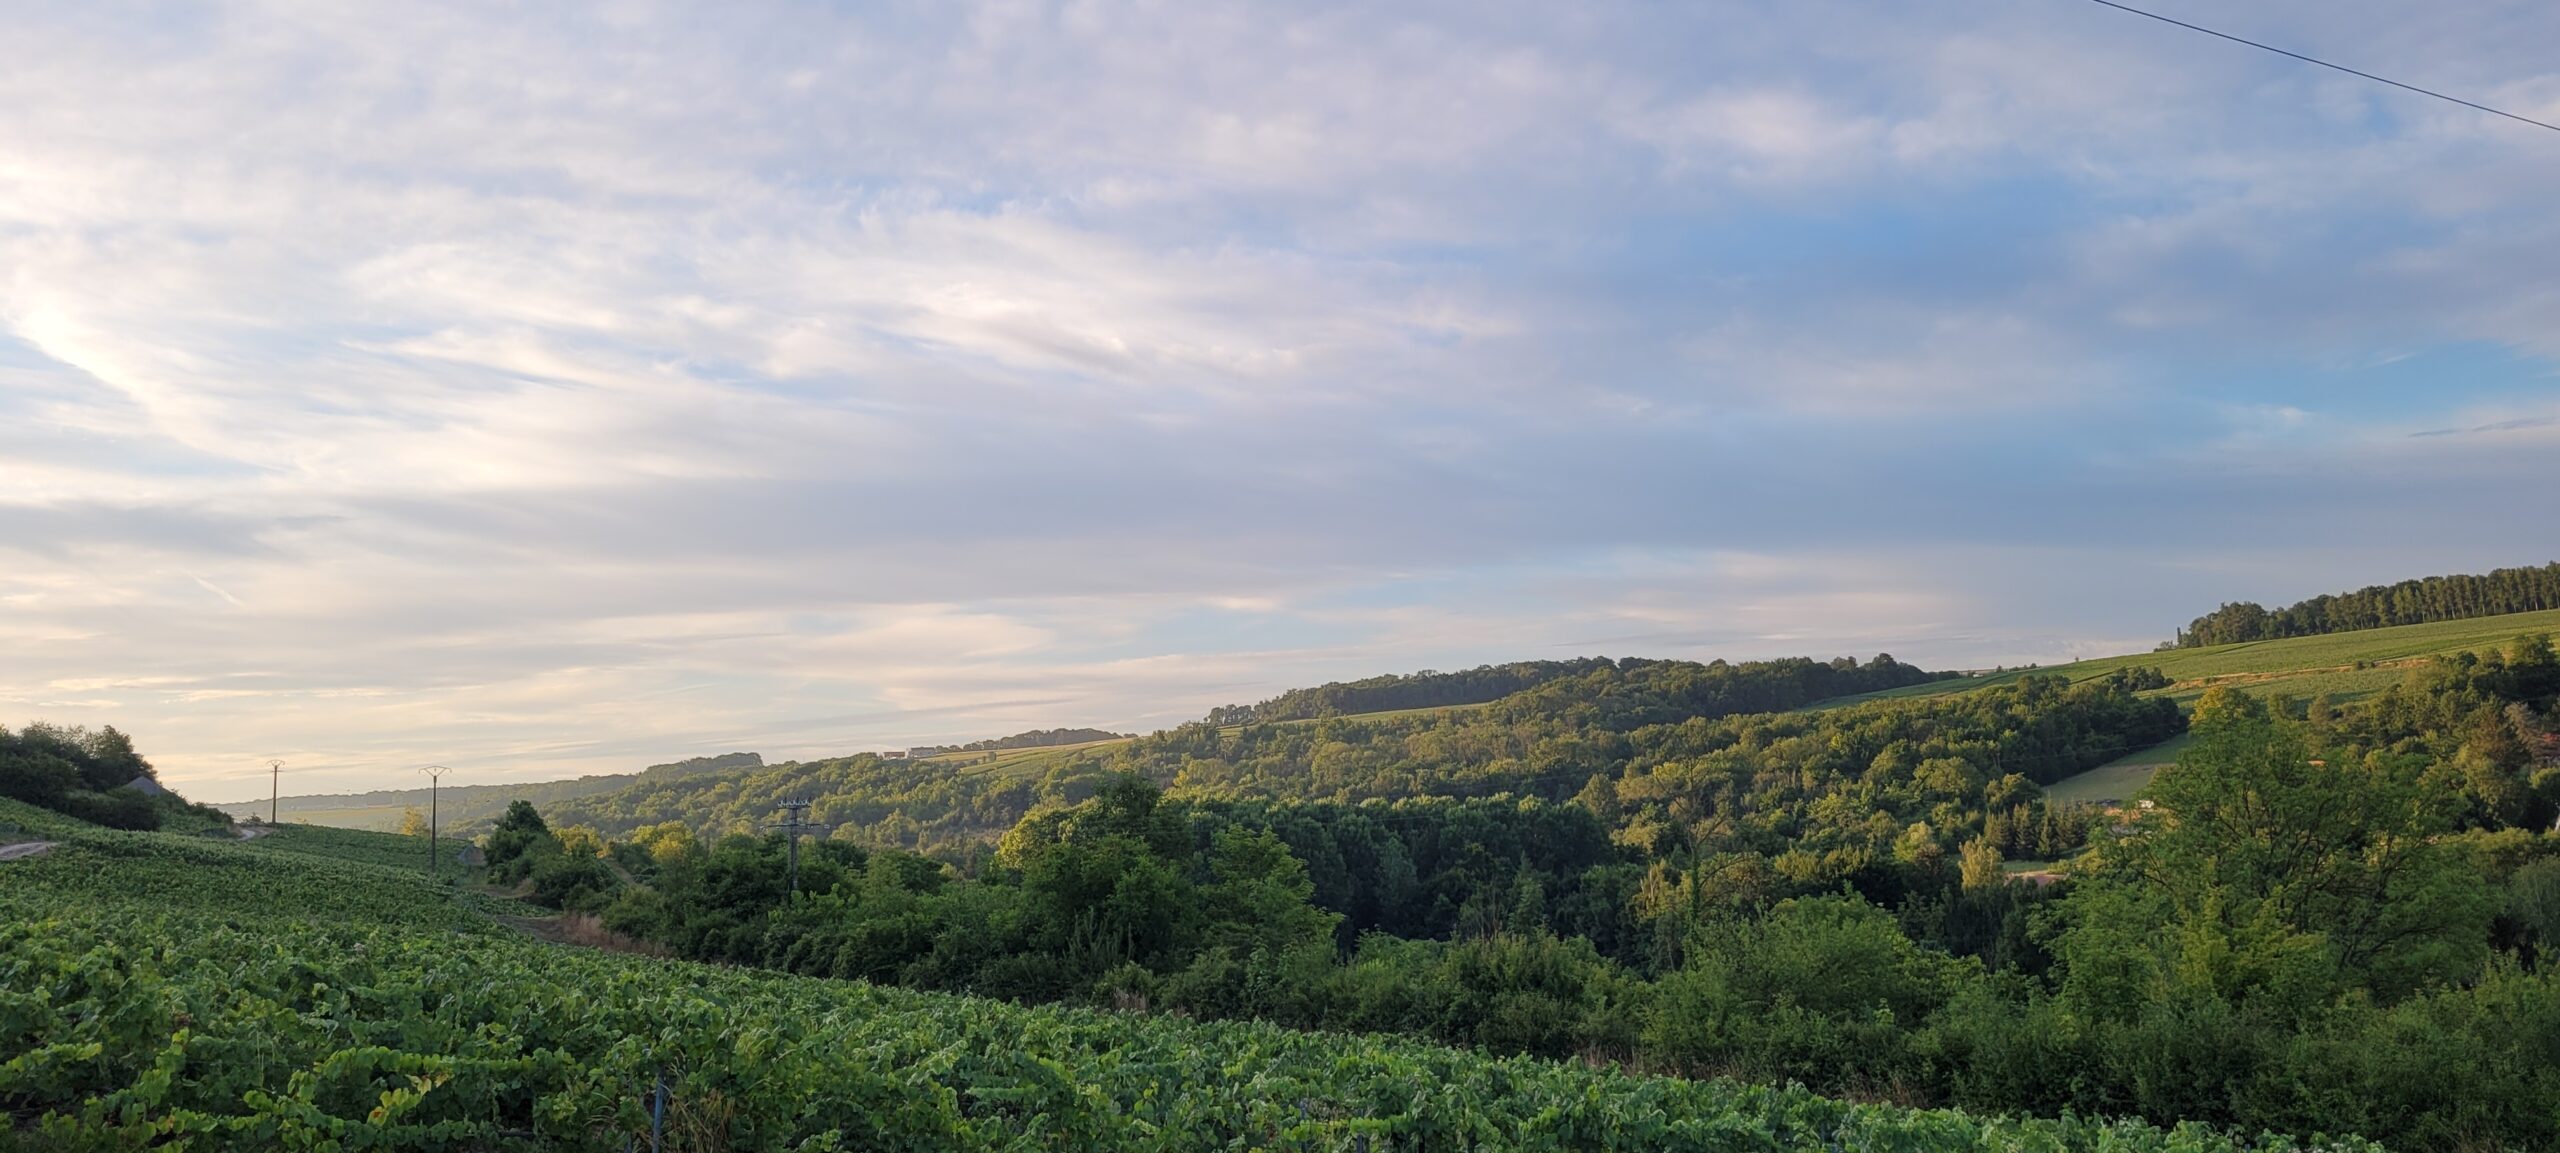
[4,1,2557,801]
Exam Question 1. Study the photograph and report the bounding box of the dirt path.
[497,912,669,957]
[0,841,60,862]
[234,825,276,840]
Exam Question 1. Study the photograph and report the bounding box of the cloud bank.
[2,0,2556,799]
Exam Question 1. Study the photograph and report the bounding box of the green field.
[2044,732,2193,806]
[1820,608,2560,710]
[237,820,480,875]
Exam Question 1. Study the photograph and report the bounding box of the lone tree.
[484,799,561,882]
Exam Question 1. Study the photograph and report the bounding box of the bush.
[53,788,162,831]
[0,748,79,807]
[1647,895,1968,1089]
[529,852,618,911]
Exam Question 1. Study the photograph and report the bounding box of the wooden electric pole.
[268,759,283,824]
[420,765,451,878]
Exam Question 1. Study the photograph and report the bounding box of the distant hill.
[217,752,761,832]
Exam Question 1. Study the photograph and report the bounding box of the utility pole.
[268,760,283,825]
[766,799,830,895]
[420,765,451,879]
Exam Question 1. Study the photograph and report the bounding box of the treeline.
[484,645,2560,1149]
[1489,653,1952,727]
[1206,653,1950,725]
[1205,658,1617,724]
[0,722,218,831]
[2176,561,2560,647]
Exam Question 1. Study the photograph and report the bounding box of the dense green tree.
[2060,687,2495,1007]
[483,799,558,882]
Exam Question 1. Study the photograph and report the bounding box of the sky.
[3,1,2558,802]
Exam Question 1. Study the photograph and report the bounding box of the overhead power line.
[2080,0,2560,135]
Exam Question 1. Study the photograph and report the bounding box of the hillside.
[238,617,2560,867]
[0,795,2332,1152]
[521,652,1967,849]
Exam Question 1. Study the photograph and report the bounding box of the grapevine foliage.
[0,829,2372,1153]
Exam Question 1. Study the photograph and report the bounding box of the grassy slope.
[238,820,480,875]
[2044,733,2195,806]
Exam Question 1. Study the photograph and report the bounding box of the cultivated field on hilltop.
[1820,607,2560,711]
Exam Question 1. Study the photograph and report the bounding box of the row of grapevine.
[0,832,2369,1152]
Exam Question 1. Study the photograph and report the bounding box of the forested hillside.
[538,653,1962,852]
[2176,560,2560,647]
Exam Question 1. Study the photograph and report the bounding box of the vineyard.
[235,821,476,875]
[0,815,2373,1152]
